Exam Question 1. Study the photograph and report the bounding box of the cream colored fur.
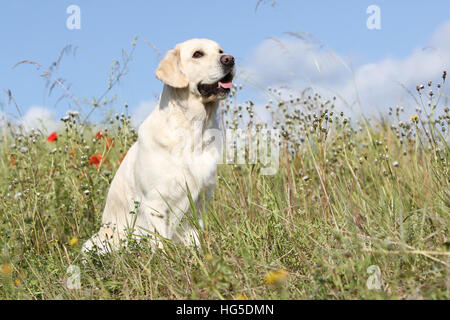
[82,39,234,254]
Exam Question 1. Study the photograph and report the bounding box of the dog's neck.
[159,84,219,130]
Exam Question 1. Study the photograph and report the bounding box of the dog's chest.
[183,139,219,188]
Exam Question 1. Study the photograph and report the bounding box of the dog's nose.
[220,54,235,67]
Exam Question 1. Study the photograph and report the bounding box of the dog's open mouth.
[198,72,233,97]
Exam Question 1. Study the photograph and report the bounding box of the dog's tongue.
[218,81,233,89]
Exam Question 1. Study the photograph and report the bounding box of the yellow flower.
[411,114,418,122]
[14,279,20,286]
[69,237,78,247]
[1,263,12,276]
[205,253,213,262]
[264,269,288,285]
[234,293,248,300]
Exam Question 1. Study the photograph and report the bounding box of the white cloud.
[20,106,62,133]
[130,99,157,127]
[243,37,349,87]
[242,21,450,116]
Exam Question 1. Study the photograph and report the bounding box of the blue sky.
[1,1,449,129]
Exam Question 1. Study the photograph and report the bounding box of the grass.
[0,65,449,299]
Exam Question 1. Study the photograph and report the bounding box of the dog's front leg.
[172,217,203,246]
[171,186,212,246]
[136,200,182,247]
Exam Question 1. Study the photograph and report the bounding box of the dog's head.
[156,39,235,102]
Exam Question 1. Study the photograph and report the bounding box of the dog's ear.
[156,47,189,88]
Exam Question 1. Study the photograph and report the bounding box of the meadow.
[0,45,448,299]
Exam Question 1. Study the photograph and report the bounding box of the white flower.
[19,146,29,153]
[67,110,80,118]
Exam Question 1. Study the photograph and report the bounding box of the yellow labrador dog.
[82,39,235,254]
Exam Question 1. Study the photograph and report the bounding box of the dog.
[82,39,235,254]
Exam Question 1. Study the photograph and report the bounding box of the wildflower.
[14,279,20,286]
[47,131,58,142]
[392,161,399,167]
[89,154,102,167]
[10,157,17,167]
[95,131,104,140]
[411,114,419,122]
[69,237,78,247]
[234,293,248,300]
[205,253,213,262]
[1,263,12,276]
[19,146,29,153]
[264,269,288,285]
[95,131,114,150]
[67,110,79,118]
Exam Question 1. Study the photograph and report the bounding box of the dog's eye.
[192,51,204,58]
[219,49,224,54]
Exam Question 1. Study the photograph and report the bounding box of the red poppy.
[95,131,114,150]
[10,157,17,167]
[95,131,104,140]
[89,154,102,167]
[47,131,58,142]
